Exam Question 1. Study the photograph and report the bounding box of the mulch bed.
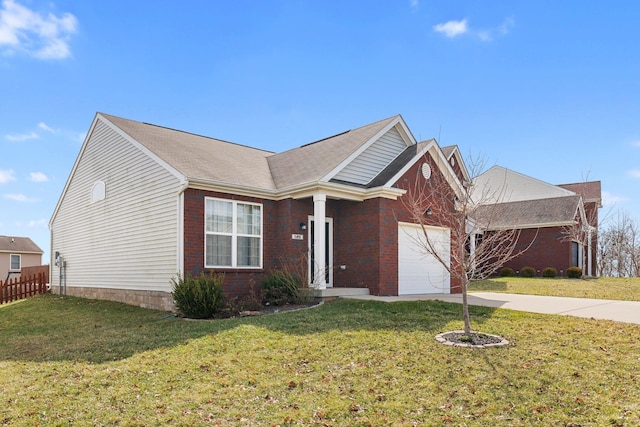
[435,330,509,348]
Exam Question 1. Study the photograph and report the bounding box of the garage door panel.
[398,223,450,295]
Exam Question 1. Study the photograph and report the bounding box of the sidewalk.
[344,292,640,325]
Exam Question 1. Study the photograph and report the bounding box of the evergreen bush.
[171,272,225,319]
[566,267,583,279]
[499,267,516,277]
[542,267,557,278]
[520,266,536,278]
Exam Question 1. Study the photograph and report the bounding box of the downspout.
[177,180,190,278]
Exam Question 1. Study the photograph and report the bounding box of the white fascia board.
[186,178,279,200]
[385,140,466,198]
[321,116,413,183]
[448,146,471,182]
[0,250,43,255]
[479,166,576,197]
[483,221,576,231]
[281,181,404,202]
[50,113,189,228]
[98,114,187,184]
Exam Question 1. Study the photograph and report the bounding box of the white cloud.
[433,19,468,38]
[434,17,515,41]
[602,191,628,205]
[38,122,55,132]
[5,131,38,141]
[629,169,640,179]
[3,193,37,202]
[499,17,515,35]
[0,0,78,59]
[27,218,47,227]
[0,169,16,183]
[632,141,640,147]
[409,0,419,11]
[29,171,48,182]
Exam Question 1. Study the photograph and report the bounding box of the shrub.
[520,267,536,278]
[171,272,225,319]
[499,267,516,277]
[566,267,583,279]
[261,270,304,306]
[542,267,557,278]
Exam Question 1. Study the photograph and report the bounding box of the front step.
[312,287,370,299]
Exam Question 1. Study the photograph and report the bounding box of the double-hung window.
[205,198,262,268]
[10,254,21,271]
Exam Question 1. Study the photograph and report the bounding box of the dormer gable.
[325,116,415,186]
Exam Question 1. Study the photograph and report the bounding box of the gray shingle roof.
[102,114,277,191]
[471,195,581,229]
[0,236,43,253]
[267,115,399,189]
[102,113,401,192]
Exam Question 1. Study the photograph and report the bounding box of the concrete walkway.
[344,292,640,325]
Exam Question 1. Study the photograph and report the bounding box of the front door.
[309,217,333,287]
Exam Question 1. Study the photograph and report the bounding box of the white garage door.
[398,222,451,295]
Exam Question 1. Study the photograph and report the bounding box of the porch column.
[313,193,327,289]
[469,232,477,274]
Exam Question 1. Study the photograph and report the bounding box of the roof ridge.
[100,112,275,154]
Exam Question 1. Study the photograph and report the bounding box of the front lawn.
[469,276,640,301]
[1,294,639,426]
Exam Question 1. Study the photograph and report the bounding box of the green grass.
[469,276,640,301]
[1,294,639,425]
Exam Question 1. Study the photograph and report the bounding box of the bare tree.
[400,155,536,338]
[598,211,640,277]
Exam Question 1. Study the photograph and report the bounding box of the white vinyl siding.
[50,118,182,292]
[205,198,262,268]
[333,127,408,185]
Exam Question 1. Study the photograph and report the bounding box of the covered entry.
[398,222,451,294]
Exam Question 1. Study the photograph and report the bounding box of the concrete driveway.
[345,292,640,325]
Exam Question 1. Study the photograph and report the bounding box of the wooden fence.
[1,266,49,305]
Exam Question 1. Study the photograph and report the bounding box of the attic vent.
[421,163,432,180]
[450,157,455,167]
[91,180,106,203]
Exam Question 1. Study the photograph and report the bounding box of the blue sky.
[1,0,639,262]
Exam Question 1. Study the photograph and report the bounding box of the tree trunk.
[461,275,471,336]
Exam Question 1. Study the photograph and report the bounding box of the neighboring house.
[471,166,601,276]
[0,236,44,282]
[50,113,470,310]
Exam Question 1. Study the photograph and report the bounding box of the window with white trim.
[10,254,21,271]
[205,198,262,268]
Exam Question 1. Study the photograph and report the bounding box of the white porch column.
[469,232,477,274]
[313,193,327,289]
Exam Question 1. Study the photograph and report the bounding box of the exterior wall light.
[299,222,307,230]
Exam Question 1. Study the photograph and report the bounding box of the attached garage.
[398,222,451,295]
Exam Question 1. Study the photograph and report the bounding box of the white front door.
[309,216,333,287]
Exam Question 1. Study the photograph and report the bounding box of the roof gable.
[331,125,411,186]
[472,166,575,204]
[0,236,43,253]
[267,115,401,189]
